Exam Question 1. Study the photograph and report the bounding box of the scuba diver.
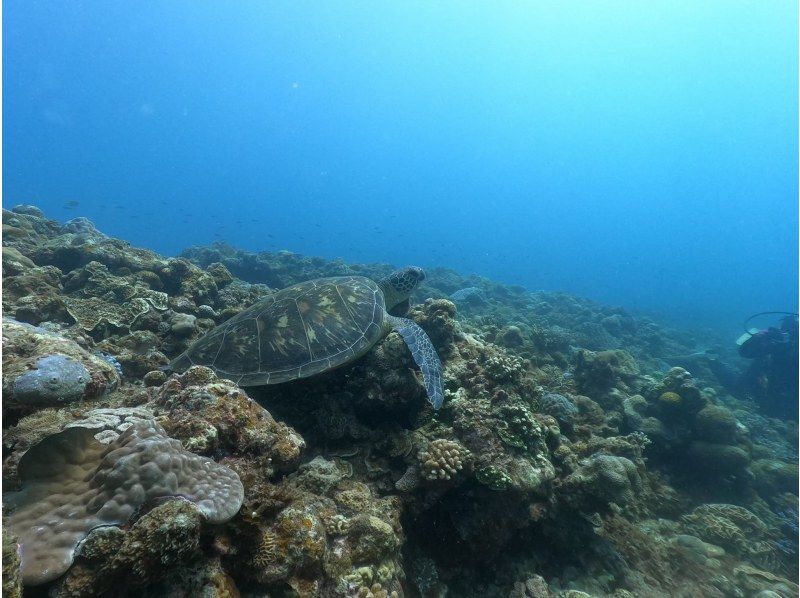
[666,312,797,419]
[733,312,798,417]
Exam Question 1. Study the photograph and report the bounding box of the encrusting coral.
[5,420,243,585]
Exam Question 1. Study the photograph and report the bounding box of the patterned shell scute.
[185,276,386,385]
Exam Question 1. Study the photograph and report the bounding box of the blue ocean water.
[4,1,797,335]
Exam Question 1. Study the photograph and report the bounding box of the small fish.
[63,200,79,209]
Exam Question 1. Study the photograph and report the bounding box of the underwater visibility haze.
[3,1,798,333]
[2,2,799,597]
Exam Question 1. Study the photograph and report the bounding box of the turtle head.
[379,266,425,310]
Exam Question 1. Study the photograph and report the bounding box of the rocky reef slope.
[2,205,797,597]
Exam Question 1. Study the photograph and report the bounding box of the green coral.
[475,465,512,491]
[496,404,541,451]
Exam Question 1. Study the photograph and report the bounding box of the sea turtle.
[170,267,444,409]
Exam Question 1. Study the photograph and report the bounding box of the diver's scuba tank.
[736,329,760,347]
[736,311,797,357]
[739,311,798,344]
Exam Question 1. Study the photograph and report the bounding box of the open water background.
[4,1,798,336]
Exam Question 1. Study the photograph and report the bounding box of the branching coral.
[483,350,525,384]
[418,439,470,481]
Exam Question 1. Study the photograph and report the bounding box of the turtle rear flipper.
[170,351,193,374]
[387,316,444,410]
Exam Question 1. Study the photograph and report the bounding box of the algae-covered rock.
[147,366,305,468]
[112,500,203,584]
[751,459,799,496]
[574,348,639,399]
[686,441,751,476]
[348,515,399,563]
[252,503,327,584]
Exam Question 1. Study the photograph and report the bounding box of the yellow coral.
[252,529,280,568]
[355,582,399,598]
[658,391,682,405]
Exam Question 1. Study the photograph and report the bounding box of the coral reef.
[1,206,796,597]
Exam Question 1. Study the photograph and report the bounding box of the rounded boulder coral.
[563,453,642,509]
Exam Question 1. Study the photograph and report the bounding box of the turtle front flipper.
[386,315,444,409]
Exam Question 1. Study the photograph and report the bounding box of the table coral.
[63,295,152,330]
[682,503,767,553]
